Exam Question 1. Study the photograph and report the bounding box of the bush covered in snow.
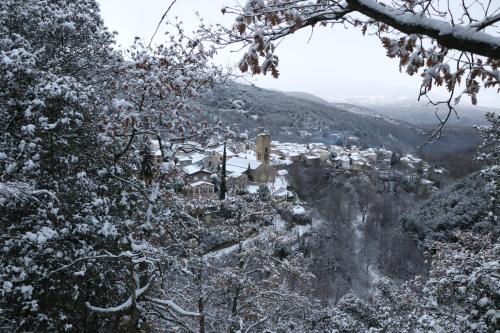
[403,173,495,242]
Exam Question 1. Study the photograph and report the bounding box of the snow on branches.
[221,0,500,137]
[476,112,500,224]
[0,0,222,330]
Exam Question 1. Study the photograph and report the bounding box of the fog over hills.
[366,102,495,126]
[283,90,496,126]
[201,82,481,154]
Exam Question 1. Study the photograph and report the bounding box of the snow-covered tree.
[136,189,318,332]
[0,0,124,330]
[203,194,316,332]
[305,231,499,332]
[476,112,500,225]
[418,231,499,332]
[0,0,222,330]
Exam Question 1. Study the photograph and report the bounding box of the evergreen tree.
[219,141,227,200]
[257,184,271,200]
[247,163,253,181]
[391,152,400,168]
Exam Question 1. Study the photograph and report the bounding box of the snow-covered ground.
[205,209,318,261]
[291,205,305,215]
[245,166,291,199]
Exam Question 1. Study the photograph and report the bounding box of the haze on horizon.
[98,0,498,109]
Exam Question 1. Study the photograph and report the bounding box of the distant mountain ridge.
[283,90,496,126]
[366,102,495,126]
[283,91,381,118]
[200,82,481,154]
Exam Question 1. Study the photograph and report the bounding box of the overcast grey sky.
[98,0,498,108]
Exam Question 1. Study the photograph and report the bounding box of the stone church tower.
[255,129,271,164]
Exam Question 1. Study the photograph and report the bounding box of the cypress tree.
[219,141,227,200]
[247,163,253,182]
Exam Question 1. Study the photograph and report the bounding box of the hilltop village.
[150,129,445,205]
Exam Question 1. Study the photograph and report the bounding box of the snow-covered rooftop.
[335,155,350,162]
[190,181,214,188]
[183,165,200,175]
[182,165,210,175]
[227,157,261,170]
[209,145,235,157]
[237,150,257,160]
[191,153,206,164]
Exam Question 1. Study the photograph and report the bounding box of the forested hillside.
[200,82,482,154]
[403,173,497,242]
[287,164,428,302]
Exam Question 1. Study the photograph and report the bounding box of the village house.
[360,148,378,163]
[330,145,345,155]
[304,155,321,166]
[272,169,294,202]
[400,154,423,168]
[273,187,294,202]
[350,153,370,171]
[288,152,303,162]
[177,155,192,167]
[206,144,236,168]
[236,150,257,160]
[271,142,307,162]
[176,152,207,167]
[270,156,291,170]
[376,148,393,160]
[270,149,286,159]
[227,169,249,188]
[334,154,351,169]
[311,148,331,162]
[178,141,200,151]
[188,181,215,197]
[182,165,213,183]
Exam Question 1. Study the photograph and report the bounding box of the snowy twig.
[40,253,136,281]
[146,297,201,317]
[85,278,153,313]
[148,0,178,47]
